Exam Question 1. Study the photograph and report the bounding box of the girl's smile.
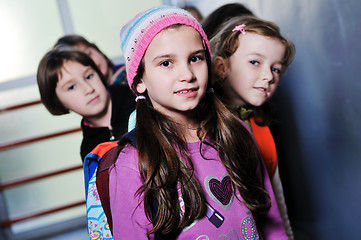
[174,87,199,97]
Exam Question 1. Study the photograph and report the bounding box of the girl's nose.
[262,68,274,82]
[179,64,195,82]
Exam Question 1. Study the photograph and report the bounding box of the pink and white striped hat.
[120,5,211,89]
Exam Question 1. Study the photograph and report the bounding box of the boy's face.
[218,33,285,107]
[55,60,110,118]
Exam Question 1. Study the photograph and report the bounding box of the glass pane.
[0,133,83,182]
[5,171,85,219]
[0,84,39,108]
[68,0,162,59]
[0,0,64,83]
[0,100,82,146]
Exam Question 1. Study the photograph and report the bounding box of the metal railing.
[0,100,84,235]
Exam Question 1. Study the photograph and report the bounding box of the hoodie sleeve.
[259,157,289,239]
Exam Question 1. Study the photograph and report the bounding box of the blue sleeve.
[83,152,101,199]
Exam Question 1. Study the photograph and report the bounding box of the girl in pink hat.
[108,5,288,239]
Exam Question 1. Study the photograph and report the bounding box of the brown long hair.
[121,40,271,236]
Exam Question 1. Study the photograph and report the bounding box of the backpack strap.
[83,141,119,197]
[96,145,122,233]
[96,130,177,239]
[96,130,136,233]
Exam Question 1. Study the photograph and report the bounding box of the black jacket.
[80,84,135,161]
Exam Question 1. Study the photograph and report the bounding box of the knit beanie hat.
[120,5,211,89]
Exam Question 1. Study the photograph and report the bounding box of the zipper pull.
[108,125,115,141]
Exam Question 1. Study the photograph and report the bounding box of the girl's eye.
[271,67,281,74]
[86,73,94,80]
[160,60,172,68]
[190,55,204,63]
[250,60,259,66]
[67,85,75,91]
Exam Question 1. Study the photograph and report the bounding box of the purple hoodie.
[109,140,287,239]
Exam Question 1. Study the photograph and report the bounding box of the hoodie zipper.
[108,125,115,141]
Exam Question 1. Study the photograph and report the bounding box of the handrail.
[0,200,86,228]
[0,165,83,191]
[0,127,82,151]
[0,100,42,113]
[0,99,86,230]
[0,164,85,228]
[0,99,82,151]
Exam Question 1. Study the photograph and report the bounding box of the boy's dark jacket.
[80,83,135,161]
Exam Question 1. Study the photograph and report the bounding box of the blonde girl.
[210,15,296,239]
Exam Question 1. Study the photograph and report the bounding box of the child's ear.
[213,56,229,79]
[136,80,147,94]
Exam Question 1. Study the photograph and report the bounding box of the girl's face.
[136,26,208,122]
[76,45,110,79]
[216,33,285,107]
[55,60,110,118]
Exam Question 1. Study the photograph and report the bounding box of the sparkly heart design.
[205,174,234,210]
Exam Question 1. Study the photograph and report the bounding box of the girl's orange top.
[250,116,277,178]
